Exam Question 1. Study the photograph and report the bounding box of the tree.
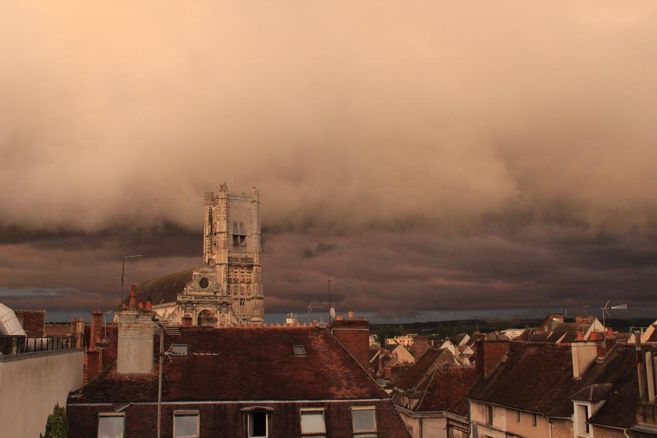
[41,404,68,438]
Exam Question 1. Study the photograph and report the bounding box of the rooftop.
[469,342,636,420]
[69,326,386,403]
[132,269,194,305]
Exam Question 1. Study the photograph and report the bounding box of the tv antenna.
[601,301,628,340]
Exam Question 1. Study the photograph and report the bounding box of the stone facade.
[152,184,264,326]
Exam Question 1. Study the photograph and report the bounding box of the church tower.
[137,183,264,326]
[201,183,264,322]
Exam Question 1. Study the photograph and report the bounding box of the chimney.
[571,342,598,379]
[145,297,153,311]
[73,318,85,349]
[89,310,103,352]
[475,340,510,378]
[128,284,137,309]
[348,311,354,321]
[576,330,585,341]
[332,319,370,370]
[116,308,155,374]
[336,314,343,321]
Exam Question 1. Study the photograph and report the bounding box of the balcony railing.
[0,335,78,359]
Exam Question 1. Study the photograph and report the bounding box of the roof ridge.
[415,363,440,412]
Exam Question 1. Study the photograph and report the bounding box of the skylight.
[293,345,306,356]
[169,344,189,356]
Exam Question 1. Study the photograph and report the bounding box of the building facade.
[67,307,411,438]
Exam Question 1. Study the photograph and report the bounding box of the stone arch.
[197,309,217,327]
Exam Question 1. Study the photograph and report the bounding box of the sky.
[2,2,657,321]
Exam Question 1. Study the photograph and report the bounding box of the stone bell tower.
[201,183,264,322]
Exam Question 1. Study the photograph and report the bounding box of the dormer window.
[575,403,591,436]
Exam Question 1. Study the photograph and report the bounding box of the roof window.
[169,344,189,356]
[293,345,307,356]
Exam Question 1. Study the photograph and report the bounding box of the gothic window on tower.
[232,222,247,247]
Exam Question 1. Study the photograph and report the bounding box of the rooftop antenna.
[120,254,142,305]
[601,301,628,341]
[328,277,335,332]
[307,302,327,322]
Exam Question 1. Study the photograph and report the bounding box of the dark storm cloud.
[1,1,657,317]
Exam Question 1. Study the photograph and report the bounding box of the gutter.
[68,397,393,407]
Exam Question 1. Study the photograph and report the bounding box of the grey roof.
[130,269,194,305]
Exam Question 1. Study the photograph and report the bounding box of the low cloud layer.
[1,2,657,318]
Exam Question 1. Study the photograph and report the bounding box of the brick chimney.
[475,340,510,378]
[332,319,370,370]
[89,310,103,351]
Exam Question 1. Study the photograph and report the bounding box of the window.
[531,413,537,427]
[98,413,124,438]
[293,345,307,356]
[485,405,493,425]
[300,408,326,437]
[174,411,199,438]
[247,410,269,437]
[232,222,247,247]
[352,406,377,437]
[576,404,590,435]
[516,410,520,423]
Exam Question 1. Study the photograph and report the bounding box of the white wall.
[0,350,83,437]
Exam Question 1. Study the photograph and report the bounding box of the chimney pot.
[336,314,343,321]
[348,311,354,321]
[128,284,137,309]
[606,327,613,337]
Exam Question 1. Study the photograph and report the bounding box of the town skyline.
[2,2,657,320]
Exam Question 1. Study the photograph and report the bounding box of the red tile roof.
[70,326,387,403]
[469,342,637,421]
[394,348,477,416]
[416,367,478,415]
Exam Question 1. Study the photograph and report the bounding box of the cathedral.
[133,183,264,326]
